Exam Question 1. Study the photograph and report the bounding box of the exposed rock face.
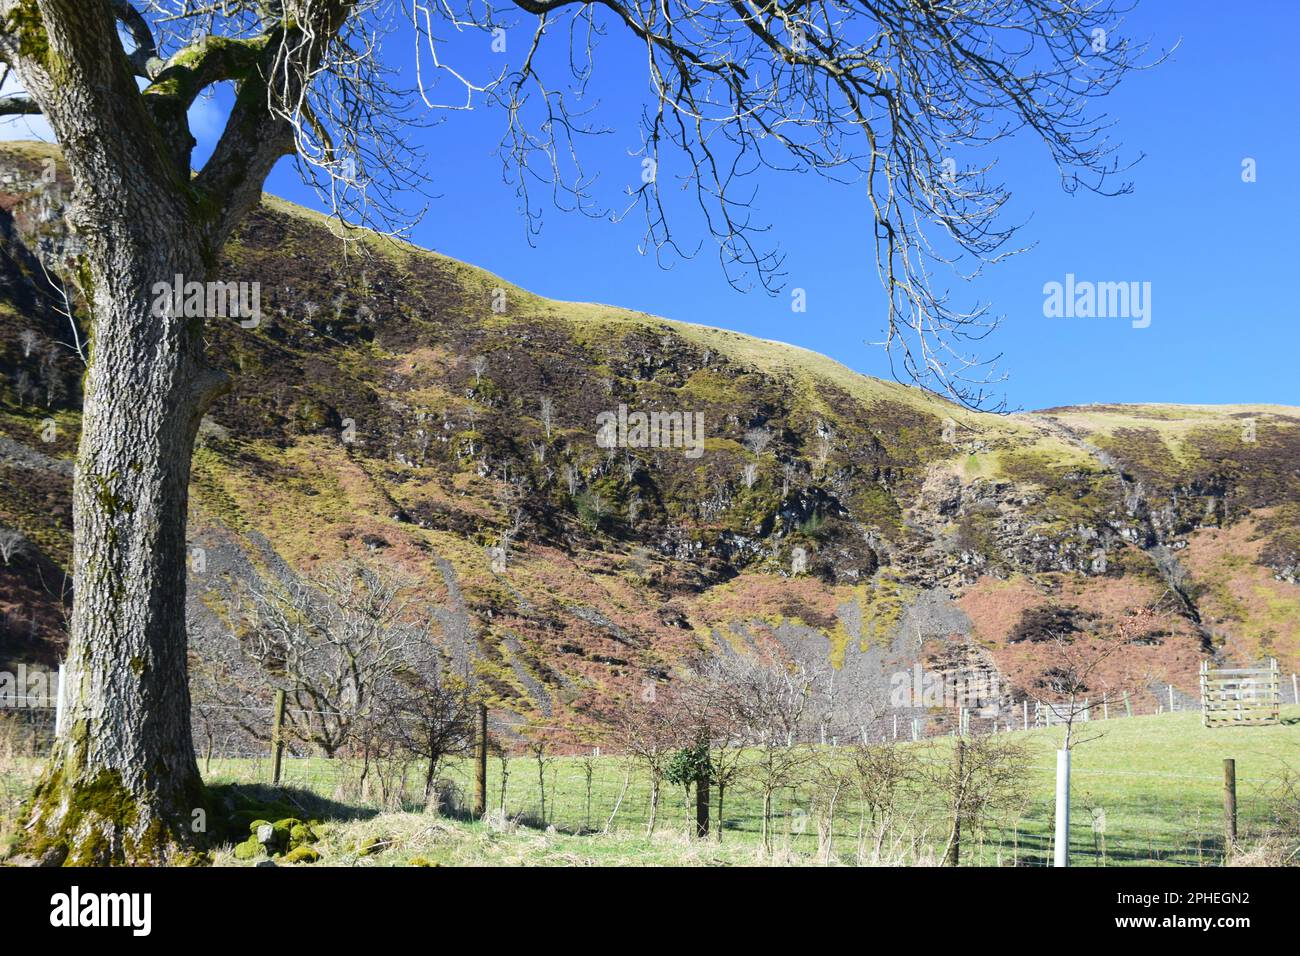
[1,142,1298,741]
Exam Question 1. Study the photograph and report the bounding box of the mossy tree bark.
[0,0,340,863]
[24,234,220,864]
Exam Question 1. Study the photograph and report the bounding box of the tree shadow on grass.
[207,782,377,842]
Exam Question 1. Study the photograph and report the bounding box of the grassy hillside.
[1,139,1299,746]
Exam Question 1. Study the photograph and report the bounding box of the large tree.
[0,0,1154,863]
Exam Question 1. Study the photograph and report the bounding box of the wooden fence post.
[474,702,488,818]
[270,688,286,786]
[1223,758,1237,856]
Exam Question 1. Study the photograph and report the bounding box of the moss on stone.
[282,845,320,865]
[354,836,390,857]
[233,836,264,861]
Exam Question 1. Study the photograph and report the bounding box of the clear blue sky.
[6,1,1295,411]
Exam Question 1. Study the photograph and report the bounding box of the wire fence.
[4,683,1298,866]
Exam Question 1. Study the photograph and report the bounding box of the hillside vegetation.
[1,141,1298,742]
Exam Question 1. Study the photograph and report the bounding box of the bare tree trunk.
[536,755,546,825]
[943,740,966,867]
[423,756,439,807]
[646,777,660,835]
[23,232,223,864]
[694,772,710,839]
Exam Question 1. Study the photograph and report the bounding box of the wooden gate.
[1200,659,1280,727]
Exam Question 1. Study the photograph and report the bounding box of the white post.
[1053,748,1071,868]
[54,662,66,738]
[892,714,898,740]
[1168,685,1175,712]
[1293,673,1298,706]
[1022,700,1029,730]
[1103,694,1110,721]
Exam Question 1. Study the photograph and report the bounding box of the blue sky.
[4,1,1297,411]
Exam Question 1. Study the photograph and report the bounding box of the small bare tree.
[728,654,829,851]
[0,529,26,566]
[241,561,427,758]
[814,433,834,477]
[1024,608,1159,750]
[847,742,920,865]
[18,328,39,359]
[743,427,773,457]
[612,688,680,834]
[525,735,556,827]
[675,653,761,841]
[539,396,554,440]
[926,735,1031,867]
[380,655,477,807]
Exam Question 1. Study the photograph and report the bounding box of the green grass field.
[4,708,1296,866]
[186,708,1300,867]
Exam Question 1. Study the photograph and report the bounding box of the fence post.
[893,714,898,740]
[54,662,66,738]
[1123,690,1132,718]
[1292,672,1298,706]
[1223,758,1237,856]
[1022,700,1028,731]
[1168,685,1175,713]
[474,702,488,818]
[1053,748,1071,867]
[1200,661,1209,728]
[270,688,286,786]
[1102,694,1109,721]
